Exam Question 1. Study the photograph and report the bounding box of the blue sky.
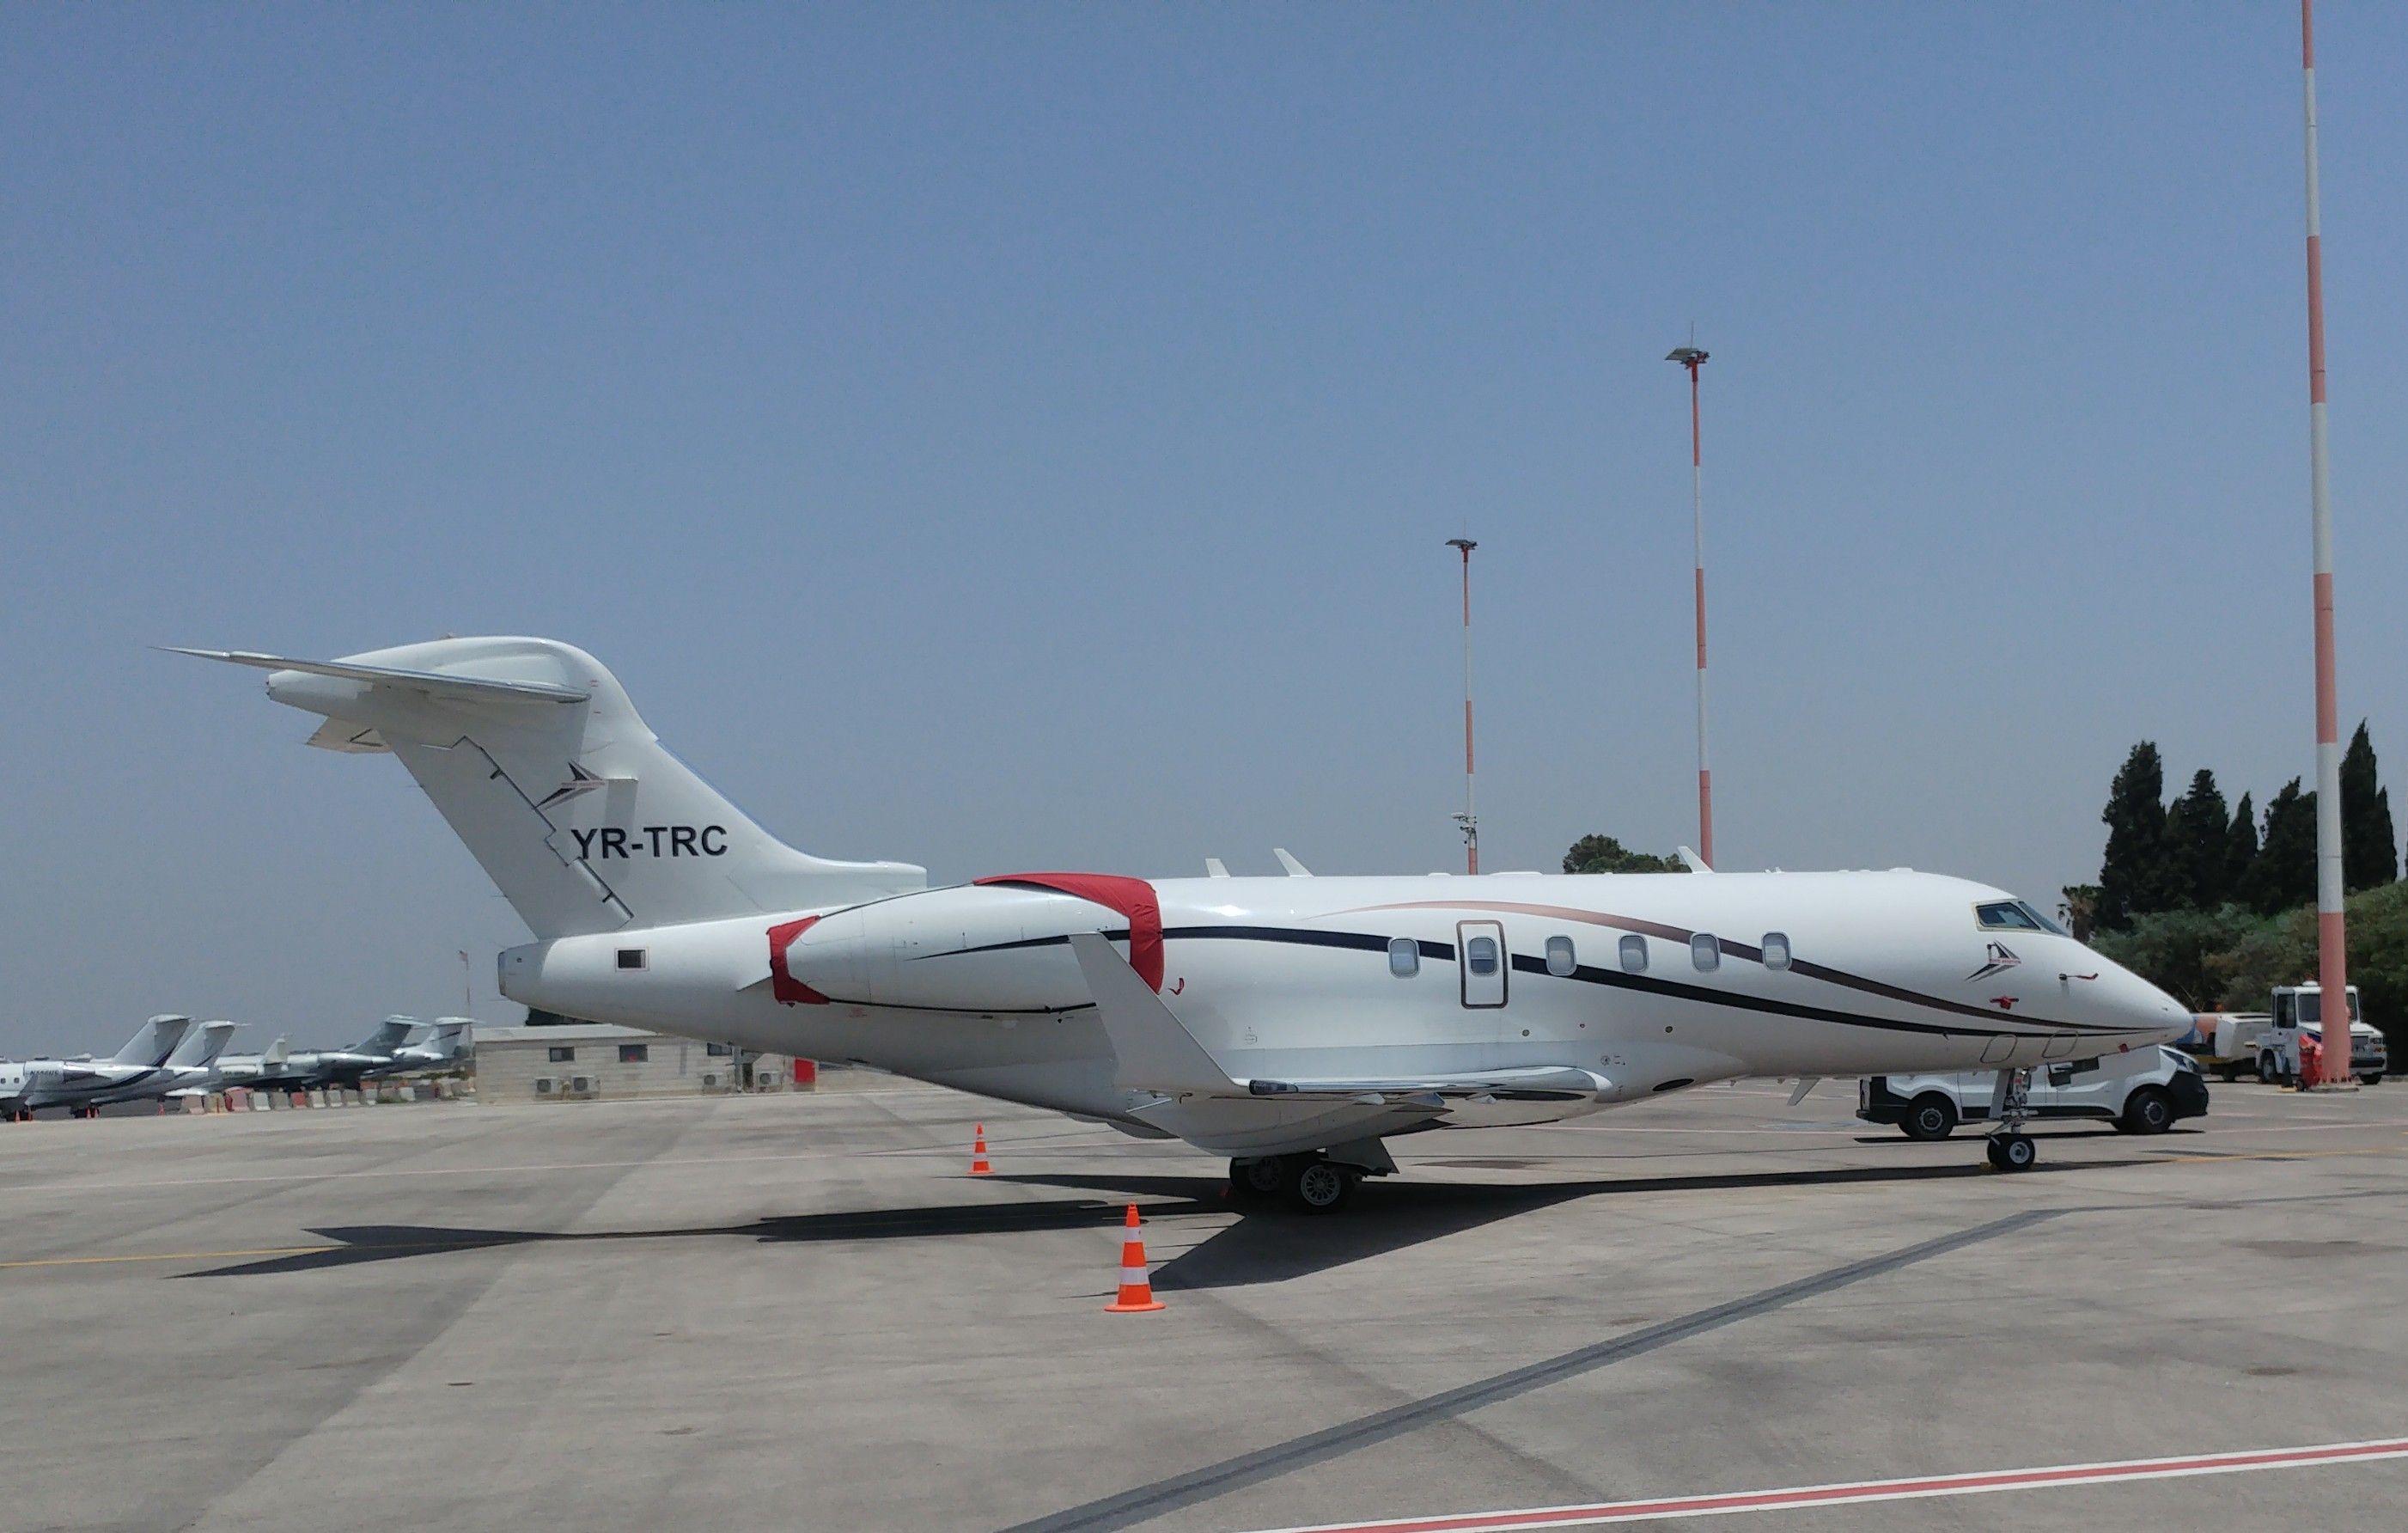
[4,5,2404,1054]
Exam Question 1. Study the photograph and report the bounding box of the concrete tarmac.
[2,1078,2403,1532]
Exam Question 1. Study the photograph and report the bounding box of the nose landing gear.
[1984,1066,2038,1171]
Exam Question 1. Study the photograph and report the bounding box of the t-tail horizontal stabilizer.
[1064,933,1239,1096]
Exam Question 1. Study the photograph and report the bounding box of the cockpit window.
[1975,900,2067,937]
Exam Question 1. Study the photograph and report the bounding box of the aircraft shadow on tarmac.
[177,1155,2145,1285]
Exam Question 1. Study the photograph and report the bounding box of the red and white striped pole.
[1667,345,1713,867]
[1447,538,1479,875]
[2301,0,2350,1089]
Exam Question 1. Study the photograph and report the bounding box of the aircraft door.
[1457,920,1508,1009]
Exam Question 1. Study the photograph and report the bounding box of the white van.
[1857,1047,2209,1140]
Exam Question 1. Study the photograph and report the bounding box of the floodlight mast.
[2300,0,2350,1089]
[1447,537,1479,875]
[1666,344,1713,867]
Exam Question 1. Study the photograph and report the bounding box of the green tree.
[2224,791,2259,897]
[1563,834,1687,875]
[2244,779,2318,916]
[2096,742,2179,931]
[2091,904,2266,1013]
[2220,878,2408,1050]
[2057,884,2100,944]
[2340,720,2398,893]
[2164,769,2230,909]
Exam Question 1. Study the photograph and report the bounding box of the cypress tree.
[2340,720,2398,893]
[2165,769,2230,909]
[2224,791,2259,899]
[2246,779,2319,916]
[2097,742,2179,931]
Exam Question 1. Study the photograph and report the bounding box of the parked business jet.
[86,1019,240,1109]
[182,638,2187,1207]
[2,1016,197,1121]
[388,1019,473,1076]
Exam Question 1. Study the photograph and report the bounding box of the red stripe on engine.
[766,915,830,1005]
[975,872,1165,992]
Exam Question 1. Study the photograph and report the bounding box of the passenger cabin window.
[1545,936,1576,977]
[1387,937,1420,978]
[1690,932,1721,972]
[616,948,648,970]
[1619,934,1648,973]
[1466,936,1501,977]
[1973,900,2067,936]
[1762,932,1791,971]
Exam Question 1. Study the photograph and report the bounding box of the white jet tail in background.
[173,638,925,938]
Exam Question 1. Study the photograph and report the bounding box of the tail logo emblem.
[536,762,606,809]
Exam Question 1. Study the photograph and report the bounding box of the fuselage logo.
[1967,942,2021,983]
[570,825,728,859]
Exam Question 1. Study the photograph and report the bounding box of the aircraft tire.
[1229,1157,1285,1202]
[1284,1157,1356,1214]
[1985,1134,2036,1171]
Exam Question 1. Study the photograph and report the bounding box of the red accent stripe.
[766,915,830,1005]
[1253,1437,2408,1533]
[974,873,1164,992]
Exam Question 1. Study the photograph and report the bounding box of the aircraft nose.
[2088,952,2190,1046]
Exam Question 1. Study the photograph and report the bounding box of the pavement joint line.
[1223,1436,2408,1533]
[995,1208,2060,1533]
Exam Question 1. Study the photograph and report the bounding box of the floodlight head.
[1446,537,1478,553]
[1666,346,1709,365]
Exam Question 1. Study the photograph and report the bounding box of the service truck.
[2253,983,2384,1085]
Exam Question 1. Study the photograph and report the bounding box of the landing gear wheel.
[1284,1157,1358,1213]
[1229,1157,1285,1203]
[1985,1133,2037,1171]
[1900,1095,1957,1142]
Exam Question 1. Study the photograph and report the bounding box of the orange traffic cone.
[968,1124,993,1176]
[1105,1203,1166,1313]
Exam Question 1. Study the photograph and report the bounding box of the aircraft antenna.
[1446,538,1479,875]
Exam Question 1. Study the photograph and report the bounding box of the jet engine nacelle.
[777,878,1146,1013]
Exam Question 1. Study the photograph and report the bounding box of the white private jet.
[3,1016,198,1121]
[182,638,2187,1208]
[85,1019,240,1110]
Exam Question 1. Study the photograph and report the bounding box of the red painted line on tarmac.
[1241,1438,2408,1533]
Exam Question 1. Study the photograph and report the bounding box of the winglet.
[1065,933,1235,1095]
[1677,845,1713,873]
[1204,858,1229,878]
[1272,847,1312,877]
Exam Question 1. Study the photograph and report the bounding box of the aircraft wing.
[1246,1066,1609,1103]
[1064,934,1608,1105]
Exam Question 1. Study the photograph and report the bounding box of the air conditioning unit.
[534,1078,555,1095]
[570,1076,594,1096]
[701,1072,719,1088]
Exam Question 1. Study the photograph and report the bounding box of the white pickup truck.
[1857,1046,2210,1140]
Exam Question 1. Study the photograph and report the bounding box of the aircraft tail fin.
[166,1020,239,1068]
[114,1015,193,1066]
[176,638,927,938]
[359,1016,418,1055]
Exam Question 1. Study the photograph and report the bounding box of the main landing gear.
[1984,1066,2039,1172]
[1229,1152,1370,1213]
